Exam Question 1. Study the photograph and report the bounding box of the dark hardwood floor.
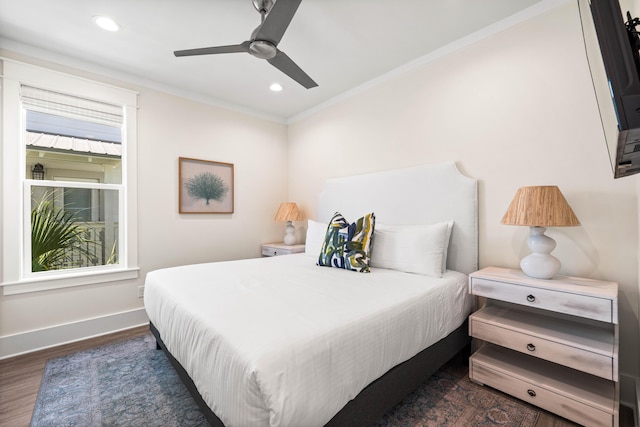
[0,325,634,426]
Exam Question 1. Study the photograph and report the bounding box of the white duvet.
[144,254,471,427]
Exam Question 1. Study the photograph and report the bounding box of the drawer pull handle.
[527,389,536,397]
[526,294,536,303]
[526,343,536,352]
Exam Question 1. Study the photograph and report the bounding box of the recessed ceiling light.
[270,83,283,92]
[93,16,120,32]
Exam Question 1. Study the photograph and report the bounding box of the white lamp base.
[283,221,297,245]
[520,226,561,280]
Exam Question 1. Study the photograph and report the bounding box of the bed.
[144,161,478,427]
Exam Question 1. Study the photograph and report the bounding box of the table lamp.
[501,186,580,279]
[274,202,303,245]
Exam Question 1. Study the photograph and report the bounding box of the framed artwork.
[179,157,234,214]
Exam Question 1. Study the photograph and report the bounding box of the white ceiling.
[0,0,548,122]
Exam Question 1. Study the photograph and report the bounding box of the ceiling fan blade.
[268,49,317,89]
[255,0,302,45]
[174,41,250,57]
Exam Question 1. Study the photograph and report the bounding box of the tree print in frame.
[179,157,234,214]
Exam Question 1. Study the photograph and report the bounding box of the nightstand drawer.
[470,306,616,380]
[470,345,617,427]
[470,277,614,322]
[262,247,280,256]
[261,243,305,257]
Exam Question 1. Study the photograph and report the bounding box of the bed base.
[150,320,470,427]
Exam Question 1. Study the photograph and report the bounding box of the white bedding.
[144,254,472,427]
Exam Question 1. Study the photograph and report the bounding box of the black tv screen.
[584,0,640,178]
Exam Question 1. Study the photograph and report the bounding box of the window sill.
[1,267,140,295]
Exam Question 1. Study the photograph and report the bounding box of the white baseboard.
[0,308,148,360]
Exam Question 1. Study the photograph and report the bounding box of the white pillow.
[442,220,454,272]
[304,219,328,257]
[370,222,452,277]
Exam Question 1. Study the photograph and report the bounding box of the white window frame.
[1,60,139,295]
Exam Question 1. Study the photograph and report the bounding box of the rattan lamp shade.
[274,202,303,245]
[501,186,580,227]
[501,186,579,280]
[274,202,303,222]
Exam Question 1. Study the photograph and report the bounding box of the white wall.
[136,89,289,272]
[0,52,289,354]
[288,1,640,404]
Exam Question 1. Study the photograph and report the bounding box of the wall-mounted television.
[580,0,640,178]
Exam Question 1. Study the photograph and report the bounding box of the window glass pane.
[63,188,93,222]
[31,186,119,272]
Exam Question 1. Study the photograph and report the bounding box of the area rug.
[31,334,539,426]
[374,370,539,427]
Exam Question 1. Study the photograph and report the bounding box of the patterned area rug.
[31,334,539,427]
[375,370,539,427]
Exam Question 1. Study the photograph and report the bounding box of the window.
[24,85,124,274]
[1,60,139,294]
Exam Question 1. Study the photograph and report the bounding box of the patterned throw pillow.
[317,212,376,272]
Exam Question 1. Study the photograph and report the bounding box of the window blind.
[20,85,123,127]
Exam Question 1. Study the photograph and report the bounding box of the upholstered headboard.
[317,162,478,275]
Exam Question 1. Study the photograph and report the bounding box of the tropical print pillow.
[317,212,375,272]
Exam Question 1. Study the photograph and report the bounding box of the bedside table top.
[470,267,618,298]
[262,242,305,251]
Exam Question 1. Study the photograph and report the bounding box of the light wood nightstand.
[261,242,305,257]
[468,266,619,427]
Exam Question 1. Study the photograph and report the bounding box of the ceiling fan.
[174,0,317,89]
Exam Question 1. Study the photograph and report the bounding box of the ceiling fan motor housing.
[249,40,277,59]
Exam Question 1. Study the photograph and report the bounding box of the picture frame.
[179,157,234,214]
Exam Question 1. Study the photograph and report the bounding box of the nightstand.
[468,266,619,427]
[261,242,305,257]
